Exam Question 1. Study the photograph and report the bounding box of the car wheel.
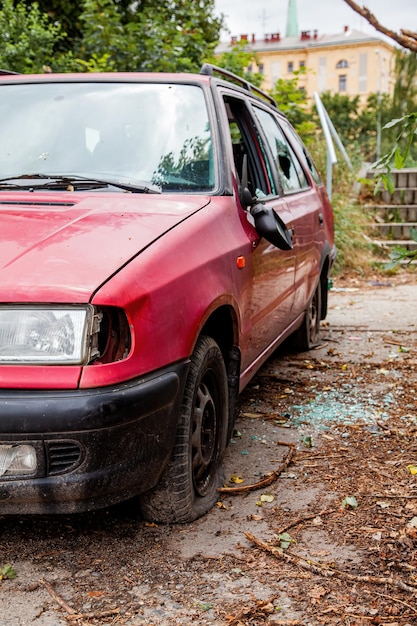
[140,335,228,523]
[291,278,322,351]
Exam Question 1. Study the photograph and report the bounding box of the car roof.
[0,64,278,110]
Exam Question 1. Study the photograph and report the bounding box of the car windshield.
[0,81,215,193]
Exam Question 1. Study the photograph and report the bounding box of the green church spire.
[285,0,299,37]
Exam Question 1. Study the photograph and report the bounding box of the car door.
[220,93,296,375]
[251,105,324,319]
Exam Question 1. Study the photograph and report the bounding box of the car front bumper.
[0,362,189,514]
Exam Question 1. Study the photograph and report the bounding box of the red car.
[0,65,335,522]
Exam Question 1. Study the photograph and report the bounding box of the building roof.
[215,28,394,54]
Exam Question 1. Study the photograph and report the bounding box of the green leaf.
[398,345,409,353]
[383,117,403,129]
[276,532,296,549]
[341,496,358,509]
[0,564,16,580]
[394,147,405,169]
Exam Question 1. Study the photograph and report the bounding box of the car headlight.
[0,305,97,365]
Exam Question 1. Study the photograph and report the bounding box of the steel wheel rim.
[191,372,219,497]
[309,289,319,343]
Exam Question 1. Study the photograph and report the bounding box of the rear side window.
[253,106,309,194]
[280,118,323,186]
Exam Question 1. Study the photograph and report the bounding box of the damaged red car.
[0,66,335,522]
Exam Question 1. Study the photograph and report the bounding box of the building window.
[258,63,264,75]
[318,57,327,92]
[247,64,253,74]
[358,53,368,93]
[270,61,281,83]
[287,61,294,73]
[337,59,349,68]
[339,74,347,92]
[299,60,305,69]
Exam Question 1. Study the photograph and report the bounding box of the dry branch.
[67,609,121,620]
[40,579,120,624]
[342,0,417,52]
[401,28,417,42]
[40,578,76,615]
[275,509,339,535]
[217,446,295,494]
[245,532,417,595]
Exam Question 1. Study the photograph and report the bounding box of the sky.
[214,0,416,43]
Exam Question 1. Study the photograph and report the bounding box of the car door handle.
[318,212,324,225]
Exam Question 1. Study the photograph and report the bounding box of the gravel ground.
[1,272,416,626]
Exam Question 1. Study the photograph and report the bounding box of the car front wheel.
[140,335,228,523]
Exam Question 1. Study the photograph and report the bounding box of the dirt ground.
[1,271,417,626]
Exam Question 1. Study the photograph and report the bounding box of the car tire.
[140,335,228,523]
[291,278,322,351]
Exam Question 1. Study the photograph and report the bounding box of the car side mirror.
[238,155,293,251]
[250,203,293,250]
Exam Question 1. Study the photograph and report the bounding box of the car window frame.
[216,88,283,202]
[278,116,323,187]
[250,103,311,197]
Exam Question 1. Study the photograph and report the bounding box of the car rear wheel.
[291,278,322,351]
[140,335,228,523]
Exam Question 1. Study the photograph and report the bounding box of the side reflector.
[236,256,246,269]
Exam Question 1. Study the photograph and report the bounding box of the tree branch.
[401,28,417,43]
[342,0,417,52]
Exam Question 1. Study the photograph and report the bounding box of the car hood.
[0,192,210,302]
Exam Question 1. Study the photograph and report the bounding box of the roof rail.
[200,63,277,109]
[0,69,20,75]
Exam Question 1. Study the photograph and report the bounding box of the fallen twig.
[372,589,417,614]
[383,337,415,350]
[218,446,295,494]
[245,532,417,595]
[40,579,120,624]
[275,509,338,535]
[295,452,350,462]
[241,414,297,423]
[67,609,121,620]
[363,494,417,499]
[40,578,76,615]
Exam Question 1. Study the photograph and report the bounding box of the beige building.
[216,27,395,104]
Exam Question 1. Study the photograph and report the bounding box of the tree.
[123,0,224,72]
[6,0,224,74]
[0,0,70,73]
[66,0,224,73]
[270,70,316,139]
[312,90,393,161]
[392,49,417,117]
[342,0,417,53]
[205,40,263,87]
[17,0,84,52]
[342,0,417,264]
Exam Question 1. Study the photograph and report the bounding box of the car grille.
[45,441,83,476]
